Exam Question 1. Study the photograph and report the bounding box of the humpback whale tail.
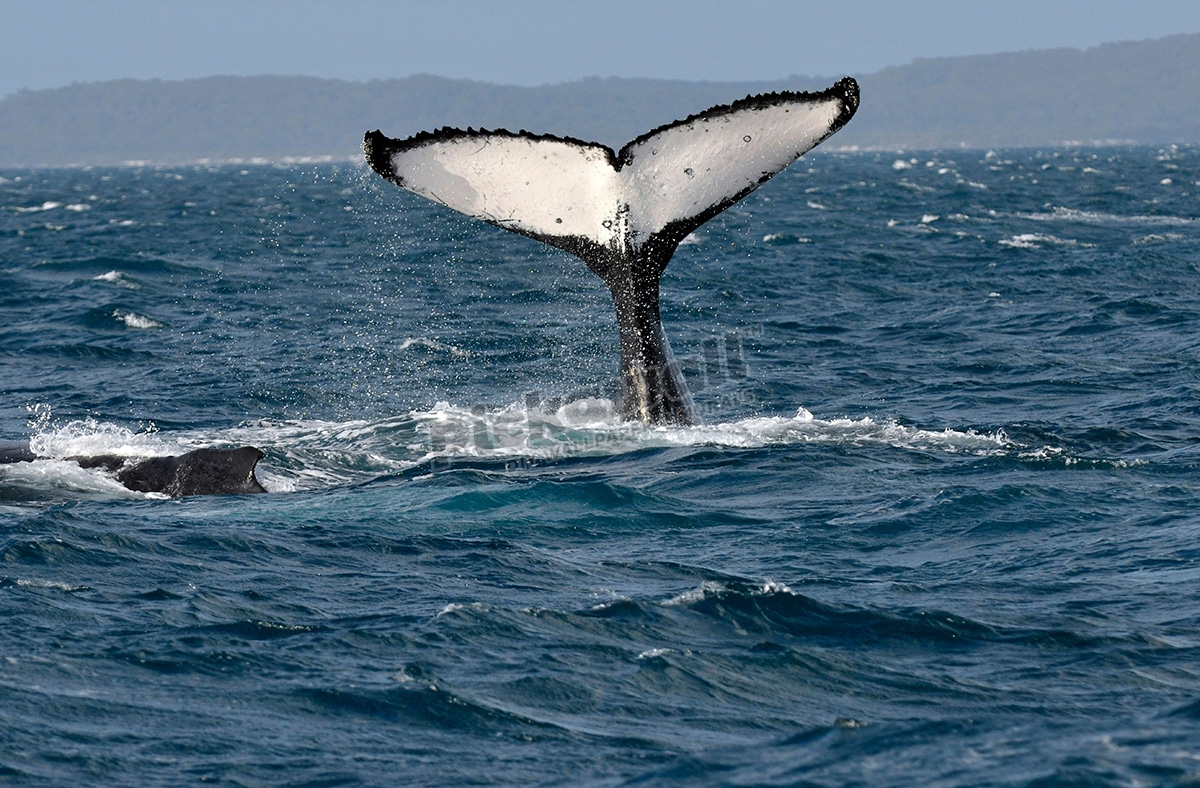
[364,77,859,425]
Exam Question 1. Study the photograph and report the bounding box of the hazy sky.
[3,0,1200,99]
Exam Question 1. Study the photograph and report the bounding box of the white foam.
[639,408,1008,455]
[662,579,794,607]
[898,179,935,194]
[113,310,162,329]
[13,201,62,213]
[180,416,422,491]
[93,271,140,289]
[0,459,144,498]
[400,404,1012,473]
[16,578,89,592]
[13,201,60,213]
[1,400,1032,499]
[662,581,725,606]
[1018,206,1197,226]
[397,337,470,358]
[28,417,174,460]
[999,233,1081,249]
[437,602,487,617]
[1133,233,1183,245]
[1015,445,1140,469]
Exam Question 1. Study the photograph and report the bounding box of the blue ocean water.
[1,146,1199,786]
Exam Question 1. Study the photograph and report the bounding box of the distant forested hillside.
[856,33,1200,149]
[1,33,1197,167]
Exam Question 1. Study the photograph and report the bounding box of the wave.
[652,579,1113,649]
[762,233,812,245]
[0,457,141,500]
[112,310,162,329]
[1017,206,1199,226]
[93,270,141,289]
[10,201,62,213]
[998,233,1088,249]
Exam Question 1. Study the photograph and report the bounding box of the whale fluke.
[0,442,268,497]
[365,77,859,425]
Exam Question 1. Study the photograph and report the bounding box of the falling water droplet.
[743,135,752,143]
[684,168,694,178]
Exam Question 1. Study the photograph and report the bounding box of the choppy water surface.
[2,146,1199,786]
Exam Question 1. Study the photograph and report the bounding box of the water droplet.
[743,135,752,143]
[651,148,658,155]
[602,220,613,228]
[556,218,562,223]
[684,168,694,178]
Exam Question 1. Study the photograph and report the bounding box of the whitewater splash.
[26,413,175,460]
[3,402,1017,501]
[228,401,1010,488]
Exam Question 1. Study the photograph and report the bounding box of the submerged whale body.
[364,77,859,425]
[0,441,267,497]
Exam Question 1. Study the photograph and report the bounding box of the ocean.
[2,145,1199,786]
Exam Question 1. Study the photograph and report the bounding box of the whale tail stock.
[364,77,859,425]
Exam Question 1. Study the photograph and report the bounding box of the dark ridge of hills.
[1,33,1198,167]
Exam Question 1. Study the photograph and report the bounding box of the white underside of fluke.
[380,89,849,251]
